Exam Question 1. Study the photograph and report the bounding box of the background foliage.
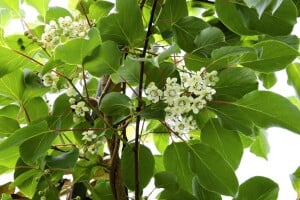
[0,0,300,199]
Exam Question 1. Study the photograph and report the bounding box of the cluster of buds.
[80,130,101,155]
[145,68,219,134]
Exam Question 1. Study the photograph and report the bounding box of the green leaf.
[201,119,243,169]
[84,41,121,77]
[243,0,273,18]
[240,40,299,73]
[233,176,279,200]
[147,120,169,153]
[290,166,300,196]
[157,0,188,37]
[88,1,114,23]
[0,120,50,151]
[45,148,79,169]
[99,0,144,46]
[92,180,113,200]
[259,73,277,89]
[0,47,40,78]
[210,91,300,135]
[193,27,225,56]
[100,92,130,122]
[121,144,155,190]
[73,159,98,182]
[0,69,24,100]
[216,0,297,36]
[192,176,221,200]
[13,159,42,198]
[250,128,270,160]
[112,56,140,84]
[47,94,73,129]
[54,28,101,64]
[163,143,195,192]
[0,146,19,174]
[189,143,239,196]
[287,63,300,97]
[45,6,72,23]
[0,116,19,137]
[19,131,57,165]
[24,97,49,121]
[25,0,49,17]
[0,0,19,14]
[159,189,197,200]
[154,171,179,191]
[172,16,209,52]
[140,101,167,120]
[214,67,258,99]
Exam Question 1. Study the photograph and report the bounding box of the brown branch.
[79,1,92,27]
[20,101,31,123]
[11,48,44,66]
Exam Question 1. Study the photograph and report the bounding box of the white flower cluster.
[70,100,89,123]
[40,16,91,48]
[81,130,101,154]
[42,72,59,92]
[145,68,219,134]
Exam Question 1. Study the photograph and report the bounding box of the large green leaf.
[100,92,130,122]
[159,189,197,200]
[192,176,221,200]
[0,46,41,77]
[189,143,239,196]
[233,176,279,200]
[0,120,50,151]
[19,131,57,165]
[193,27,225,56]
[121,144,155,190]
[25,0,49,17]
[157,0,188,37]
[0,146,19,174]
[88,1,114,23]
[99,0,144,46]
[172,16,209,52]
[0,0,19,14]
[250,128,270,160]
[209,91,300,135]
[45,148,79,169]
[23,97,49,121]
[47,94,73,129]
[92,180,113,200]
[0,116,19,137]
[216,0,297,36]
[54,28,101,65]
[163,143,195,192]
[214,67,258,99]
[240,40,299,73]
[84,41,121,77]
[201,119,243,169]
[287,63,300,97]
[0,69,24,100]
[154,171,179,191]
[112,56,140,84]
[45,6,72,23]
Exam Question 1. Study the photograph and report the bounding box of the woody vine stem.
[135,0,159,199]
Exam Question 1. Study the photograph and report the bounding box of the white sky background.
[1,1,300,199]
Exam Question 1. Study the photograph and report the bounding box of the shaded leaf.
[45,148,79,169]
[121,144,155,190]
[233,176,279,200]
[259,73,277,89]
[154,171,179,191]
[192,176,221,200]
[250,128,270,160]
[189,143,239,196]
[201,119,243,169]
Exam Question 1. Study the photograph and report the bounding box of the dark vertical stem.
[134,0,158,199]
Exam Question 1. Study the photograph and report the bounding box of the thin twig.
[134,0,159,199]
[11,48,44,66]
[20,101,31,123]
[79,1,92,27]
[81,64,90,100]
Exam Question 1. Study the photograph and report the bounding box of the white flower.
[66,87,77,97]
[145,82,163,103]
[82,130,97,142]
[69,98,76,104]
[42,72,59,87]
[173,96,193,114]
[191,97,206,114]
[71,101,89,117]
[163,84,181,105]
